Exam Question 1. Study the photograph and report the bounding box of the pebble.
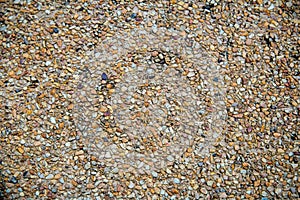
[200,188,208,194]
[65,142,71,147]
[84,162,91,170]
[50,117,56,124]
[173,178,180,184]
[45,61,52,66]
[151,171,158,178]
[101,73,108,80]
[207,181,214,187]
[53,27,59,33]
[167,155,174,162]
[46,174,54,180]
[187,71,195,77]
[128,182,135,189]
[9,176,18,184]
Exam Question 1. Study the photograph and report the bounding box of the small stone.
[87,183,95,189]
[167,155,174,162]
[207,180,214,187]
[84,162,91,170]
[173,178,180,184]
[59,177,64,184]
[268,4,274,10]
[51,188,57,193]
[65,142,71,147]
[130,13,137,19]
[278,149,285,153]
[50,117,56,124]
[101,73,108,80]
[187,71,195,77]
[128,181,135,189]
[9,176,18,184]
[286,1,293,7]
[246,39,252,45]
[219,192,227,198]
[45,61,52,66]
[290,187,296,193]
[53,27,59,33]
[17,147,24,154]
[151,171,158,178]
[262,191,268,196]
[151,51,158,57]
[46,174,54,179]
[200,188,208,194]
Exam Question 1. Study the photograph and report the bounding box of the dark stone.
[198,162,204,167]
[131,13,137,19]
[53,28,59,33]
[9,176,18,184]
[51,188,57,193]
[23,171,29,178]
[213,77,219,82]
[270,105,277,109]
[101,72,108,80]
[203,4,213,10]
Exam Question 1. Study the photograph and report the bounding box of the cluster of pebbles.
[73,27,226,175]
[0,0,299,199]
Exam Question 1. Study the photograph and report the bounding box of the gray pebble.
[173,178,180,184]
[128,181,135,189]
[84,162,91,170]
[167,155,174,162]
[151,171,158,178]
[46,174,54,179]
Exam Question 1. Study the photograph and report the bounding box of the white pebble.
[50,117,56,124]
[45,61,52,66]
[167,155,174,162]
[46,174,54,179]
[128,181,135,189]
[173,178,180,184]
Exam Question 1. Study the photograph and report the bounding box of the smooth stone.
[9,176,18,184]
[50,117,56,124]
[65,142,71,147]
[151,171,158,178]
[207,181,214,187]
[173,178,180,184]
[187,71,195,77]
[128,181,135,189]
[200,188,208,194]
[46,174,54,179]
[45,61,52,66]
[167,155,174,162]
[84,162,91,170]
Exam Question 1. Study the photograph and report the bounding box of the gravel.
[0,0,299,199]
